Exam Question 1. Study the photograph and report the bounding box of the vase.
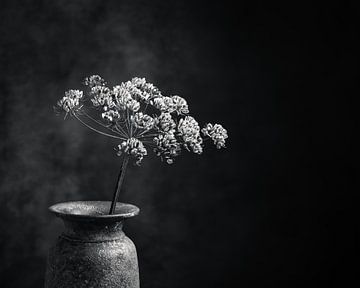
[45,201,140,288]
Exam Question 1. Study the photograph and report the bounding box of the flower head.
[155,112,176,133]
[131,112,155,131]
[131,77,163,100]
[117,138,147,165]
[90,86,114,108]
[56,75,228,165]
[151,97,176,113]
[177,116,203,154]
[84,75,106,88]
[57,89,83,112]
[118,77,162,103]
[171,95,189,115]
[153,132,181,164]
[113,85,140,112]
[202,123,228,149]
[102,109,120,122]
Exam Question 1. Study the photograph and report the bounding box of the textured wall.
[0,1,356,288]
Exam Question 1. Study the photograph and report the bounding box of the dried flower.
[56,75,229,215]
[56,75,228,165]
[90,86,113,107]
[131,77,162,100]
[171,95,189,115]
[201,123,228,149]
[113,85,140,112]
[177,116,203,154]
[57,89,83,112]
[131,112,155,131]
[151,97,176,113]
[102,109,120,122]
[153,132,181,164]
[117,138,147,165]
[119,77,162,103]
[84,75,106,88]
[155,112,176,133]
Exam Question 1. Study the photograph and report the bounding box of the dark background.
[0,0,357,287]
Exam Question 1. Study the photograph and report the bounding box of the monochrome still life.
[45,75,228,287]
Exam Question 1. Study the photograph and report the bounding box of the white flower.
[84,75,106,88]
[57,89,83,112]
[102,109,120,122]
[130,77,147,87]
[171,95,189,115]
[90,86,114,107]
[56,75,229,165]
[118,77,162,103]
[202,123,228,149]
[131,77,162,100]
[177,116,203,154]
[155,112,176,132]
[153,132,181,164]
[151,97,176,113]
[117,138,147,165]
[113,85,140,112]
[131,112,155,131]
[121,80,149,102]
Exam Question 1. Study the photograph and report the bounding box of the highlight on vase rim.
[55,75,229,165]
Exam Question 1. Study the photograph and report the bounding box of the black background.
[0,1,357,287]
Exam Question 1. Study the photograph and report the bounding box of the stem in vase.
[109,154,130,214]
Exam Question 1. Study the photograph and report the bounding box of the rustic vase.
[45,201,140,288]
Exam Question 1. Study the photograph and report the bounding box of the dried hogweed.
[56,75,228,165]
[55,75,229,214]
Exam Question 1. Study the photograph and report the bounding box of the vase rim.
[49,201,140,221]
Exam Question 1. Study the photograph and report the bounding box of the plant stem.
[109,155,130,214]
[72,112,124,140]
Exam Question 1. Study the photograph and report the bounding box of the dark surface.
[0,1,356,288]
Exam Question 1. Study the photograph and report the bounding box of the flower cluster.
[151,95,189,115]
[102,109,120,122]
[178,116,203,154]
[56,75,228,165]
[57,90,83,112]
[131,112,155,131]
[202,123,228,149]
[155,112,176,133]
[153,133,181,164]
[84,75,106,88]
[113,85,140,112]
[117,138,147,165]
[90,86,113,107]
[121,77,162,102]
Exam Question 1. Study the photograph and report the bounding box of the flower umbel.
[56,75,228,165]
[153,132,181,164]
[117,138,147,165]
[202,123,228,149]
[56,75,229,214]
[84,75,106,88]
[178,116,203,154]
[57,89,83,113]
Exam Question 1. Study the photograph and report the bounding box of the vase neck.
[62,219,125,242]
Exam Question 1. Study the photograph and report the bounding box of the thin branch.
[115,123,129,138]
[72,112,125,140]
[125,109,130,136]
[109,155,130,214]
[82,111,127,138]
[136,128,156,137]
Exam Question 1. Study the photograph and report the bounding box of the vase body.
[45,201,140,288]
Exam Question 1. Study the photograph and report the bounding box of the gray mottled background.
[0,0,356,287]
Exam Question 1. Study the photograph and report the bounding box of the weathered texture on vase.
[45,201,140,288]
